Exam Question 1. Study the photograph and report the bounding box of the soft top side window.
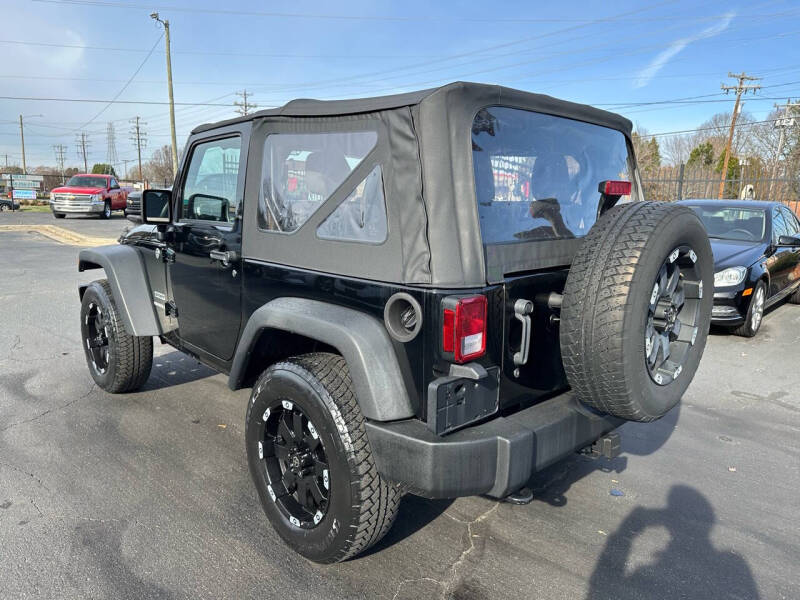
[317,164,387,244]
[259,130,378,233]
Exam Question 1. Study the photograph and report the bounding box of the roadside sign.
[12,174,44,182]
[12,179,41,189]
[12,189,36,200]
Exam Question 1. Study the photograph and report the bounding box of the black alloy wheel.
[246,353,402,563]
[79,279,153,393]
[259,399,329,529]
[84,300,111,375]
[645,246,704,386]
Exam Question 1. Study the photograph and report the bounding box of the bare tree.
[661,134,693,166]
[143,145,175,185]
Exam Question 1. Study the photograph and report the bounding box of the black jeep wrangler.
[77,82,713,563]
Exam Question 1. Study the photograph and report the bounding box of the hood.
[710,238,766,270]
[51,186,106,194]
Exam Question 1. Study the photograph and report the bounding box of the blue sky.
[1,0,799,171]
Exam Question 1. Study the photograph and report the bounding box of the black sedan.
[0,197,20,211]
[679,199,800,337]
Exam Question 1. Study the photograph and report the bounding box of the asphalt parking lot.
[1,214,798,599]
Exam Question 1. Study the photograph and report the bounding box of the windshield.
[687,205,766,242]
[472,106,633,244]
[65,176,107,188]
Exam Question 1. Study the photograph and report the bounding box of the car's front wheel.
[101,200,111,219]
[80,280,153,392]
[246,353,402,563]
[732,281,766,337]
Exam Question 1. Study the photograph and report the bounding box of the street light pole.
[151,12,179,178]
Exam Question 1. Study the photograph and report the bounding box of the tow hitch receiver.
[590,432,621,459]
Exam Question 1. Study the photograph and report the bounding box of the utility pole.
[76,132,90,173]
[18,114,43,174]
[129,116,147,181]
[770,99,798,197]
[151,12,179,177]
[122,158,133,180]
[19,115,27,174]
[53,144,67,183]
[718,72,761,199]
[234,90,257,116]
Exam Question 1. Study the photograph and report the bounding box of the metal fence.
[641,164,799,210]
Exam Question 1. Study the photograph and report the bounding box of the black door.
[168,129,248,361]
[767,206,800,298]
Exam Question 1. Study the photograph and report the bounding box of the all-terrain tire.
[732,280,766,337]
[80,279,153,393]
[560,202,714,422]
[246,352,402,563]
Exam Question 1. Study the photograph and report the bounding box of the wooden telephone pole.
[717,72,760,199]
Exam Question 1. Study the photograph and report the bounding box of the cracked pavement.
[1,215,799,599]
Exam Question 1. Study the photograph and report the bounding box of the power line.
[34,0,793,24]
[0,96,234,106]
[73,33,163,132]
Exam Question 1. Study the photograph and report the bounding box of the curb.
[0,224,117,247]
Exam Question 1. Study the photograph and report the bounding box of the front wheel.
[80,280,153,392]
[732,281,766,337]
[53,212,66,219]
[101,200,111,219]
[246,353,402,563]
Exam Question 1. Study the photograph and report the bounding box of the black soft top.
[209,81,636,287]
[192,81,632,136]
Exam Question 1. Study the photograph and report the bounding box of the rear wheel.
[246,353,402,563]
[560,202,714,422]
[732,281,766,337]
[80,280,153,393]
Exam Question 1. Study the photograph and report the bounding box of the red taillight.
[599,180,632,196]
[442,295,487,363]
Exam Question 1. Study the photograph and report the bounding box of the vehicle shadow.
[586,485,760,600]
[359,494,454,557]
[139,350,217,391]
[527,403,680,507]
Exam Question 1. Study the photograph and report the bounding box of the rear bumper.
[365,392,622,499]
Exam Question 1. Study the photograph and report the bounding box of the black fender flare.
[228,297,415,422]
[78,245,162,337]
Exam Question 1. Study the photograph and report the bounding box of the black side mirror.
[778,235,800,246]
[141,189,172,225]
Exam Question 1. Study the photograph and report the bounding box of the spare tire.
[560,202,713,422]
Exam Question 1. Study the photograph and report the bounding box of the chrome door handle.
[209,249,238,267]
[513,299,534,367]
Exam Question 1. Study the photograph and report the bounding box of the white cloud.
[633,12,735,89]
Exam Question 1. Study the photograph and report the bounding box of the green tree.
[91,163,117,177]
[686,142,714,168]
[715,154,741,199]
[632,131,661,174]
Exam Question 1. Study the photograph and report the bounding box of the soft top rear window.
[472,106,633,244]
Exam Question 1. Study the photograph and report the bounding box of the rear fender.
[229,297,416,422]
